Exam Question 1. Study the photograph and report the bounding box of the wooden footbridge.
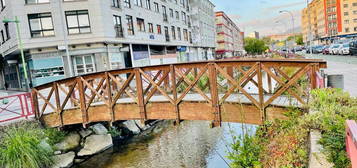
[32,59,326,127]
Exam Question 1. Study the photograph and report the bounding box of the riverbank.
[227,88,356,168]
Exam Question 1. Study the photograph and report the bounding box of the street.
[303,53,357,97]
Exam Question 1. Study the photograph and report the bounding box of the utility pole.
[3,17,30,91]
[279,10,296,53]
[307,0,313,56]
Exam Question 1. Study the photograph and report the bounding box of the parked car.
[338,43,350,55]
[322,45,330,54]
[331,44,343,55]
[350,41,357,55]
[328,45,335,54]
[313,45,324,53]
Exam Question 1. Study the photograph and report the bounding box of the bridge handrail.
[32,59,327,127]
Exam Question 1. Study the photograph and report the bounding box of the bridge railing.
[32,59,326,127]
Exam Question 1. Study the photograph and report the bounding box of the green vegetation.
[0,121,66,168]
[286,34,304,45]
[228,88,357,168]
[244,37,269,55]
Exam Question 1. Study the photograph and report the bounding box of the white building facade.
[0,0,198,89]
[189,0,215,61]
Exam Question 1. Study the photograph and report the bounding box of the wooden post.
[170,65,180,125]
[53,82,63,127]
[164,69,170,92]
[257,62,265,122]
[209,63,221,127]
[135,68,147,123]
[105,72,114,125]
[77,77,87,128]
[310,64,318,89]
[31,89,39,119]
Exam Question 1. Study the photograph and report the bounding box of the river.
[77,121,256,168]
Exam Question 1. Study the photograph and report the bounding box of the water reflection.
[78,121,256,168]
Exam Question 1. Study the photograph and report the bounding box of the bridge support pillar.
[135,68,147,123]
[209,63,221,127]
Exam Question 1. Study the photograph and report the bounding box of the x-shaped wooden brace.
[81,77,106,110]
[112,73,135,105]
[273,67,308,97]
[57,82,79,107]
[175,65,212,104]
[34,87,56,116]
[108,73,138,104]
[143,70,163,95]
[262,64,311,107]
[214,63,261,108]
[139,69,175,105]
[57,82,78,112]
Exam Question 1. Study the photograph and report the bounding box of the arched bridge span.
[31,59,327,127]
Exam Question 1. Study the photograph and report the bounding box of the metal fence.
[0,92,34,123]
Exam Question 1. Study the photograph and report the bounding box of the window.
[344,4,348,8]
[154,2,159,12]
[26,0,49,4]
[164,26,169,42]
[157,25,161,34]
[73,55,95,75]
[148,23,154,33]
[171,26,176,40]
[169,9,173,18]
[113,15,123,37]
[353,2,357,6]
[65,10,91,34]
[177,27,181,40]
[145,0,151,9]
[124,0,131,8]
[134,0,142,7]
[183,29,188,41]
[354,18,357,23]
[0,0,5,9]
[354,10,357,14]
[162,5,167,21]
[354,27,357,31]
[137,18,145,32]
[345,20,349,24]
[4,23,9,40]
[344,12,349,16]
[345,28,350,33]
[126,15,134,35]
[112,0,120,8]
[175,11,179,20]
[1,30,4,43]
[28,13,55,37]
[181,11,186,23]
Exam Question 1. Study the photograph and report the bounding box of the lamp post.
[3,16,30,91]
[279,10,296,53]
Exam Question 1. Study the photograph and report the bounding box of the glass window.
[126,15,134,35]
[157,24,161,34]
[148,23,154,33]
[137,18,145,32]
[175,11,179,20]
[124,0,131,8]
[134,0,142,7]
[177,27,181,40]
[4,23,9,40]
[169,8,174,18]
[112,0,120,8]
[183,29,188,41]
[65,10,91,34]
[154,2,159,12]
[171,26,176,40]
[145,0,151,9]
[113,15,123,37]
[28,13,55,37]
[0,0,5,9]
[26,0,49,4]
[73,55,95,75]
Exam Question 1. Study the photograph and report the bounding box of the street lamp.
[279,10,296,53]
[3,16,30,91]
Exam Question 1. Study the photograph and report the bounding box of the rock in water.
[90,123,108,135]
[54,132,81,152]
[79,129,93,138]
[123,120,141,134]
[51,152,75,168]
[135,120,150,131]
[77,134,113,156]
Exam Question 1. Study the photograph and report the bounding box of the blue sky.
[210,0,307,36]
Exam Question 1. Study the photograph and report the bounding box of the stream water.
[77,121,256,168]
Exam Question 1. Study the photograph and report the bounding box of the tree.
[295,34,304,45]
[244,37,268,55]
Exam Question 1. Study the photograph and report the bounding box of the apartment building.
[189,0,215,61]
[0,0,195,90]
[301,0,357,43]
[340,0,357,36]
[215,11,244,58]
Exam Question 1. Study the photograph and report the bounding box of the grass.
[0,121,66,168]
[228,88,357,168]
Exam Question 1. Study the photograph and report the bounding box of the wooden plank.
[77,77,88,127]
[209,63,221,127]
[257,63,264,121]
[170,65,180,124]
[106,72,115,123]
[53,82,63,127]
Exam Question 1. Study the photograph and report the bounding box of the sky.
[210,0,308,37]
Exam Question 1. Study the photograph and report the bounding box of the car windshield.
[343,44,349,47]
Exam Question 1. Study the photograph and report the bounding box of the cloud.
[263,1,305,13]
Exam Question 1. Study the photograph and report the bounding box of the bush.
[0,121,67,168]
[0,122,53,168]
